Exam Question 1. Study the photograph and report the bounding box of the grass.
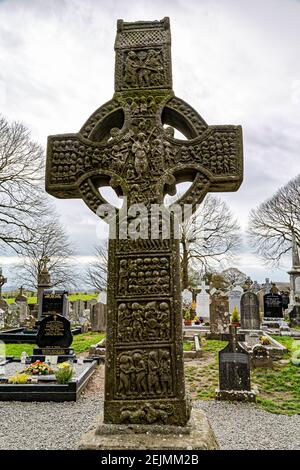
[3,292,98,305]
[183,341,193,351]
[184,336,300,416]
[4,332,105,357]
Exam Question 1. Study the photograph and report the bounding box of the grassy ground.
[3,293,98,305]
[185,336,300,415]
[4,332,105,357]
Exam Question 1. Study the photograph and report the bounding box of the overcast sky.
[0,0,300,283]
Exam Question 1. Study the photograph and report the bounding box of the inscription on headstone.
[263,293,283,318]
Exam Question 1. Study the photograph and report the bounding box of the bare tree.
[84,243,108,291]
[15,209,78,290]
[180,195,241,289]
[221,267,247,287]
[0,115,45,252]
[248,175,300,264]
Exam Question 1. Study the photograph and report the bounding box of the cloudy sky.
[0,0,300,283]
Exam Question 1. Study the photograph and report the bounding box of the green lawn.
[3,292,98,305]
[185,336,300,415]
[4,332,105,357]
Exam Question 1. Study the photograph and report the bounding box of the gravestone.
[91,302,107,332]
[46,17,243,445]
[216,325,256,402]
[0,309,5,328]
[37,256,53,320]
[182,289,193,306]
[98,291,107,304]
[5,303,20,328]
[196,281,210,320]
[210,293,230,336]
[263,278,271,294]
[251,344,273,368]
[240,291,260,330]
[263,293,283,318]
[41,289,68,319]
[228,285,243,316]
[34,313,73,357]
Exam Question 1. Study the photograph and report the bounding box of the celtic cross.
[46,17,243,426]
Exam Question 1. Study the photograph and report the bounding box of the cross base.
[78,408,219,450]
[104,398,191,427]
[215,389,257,403]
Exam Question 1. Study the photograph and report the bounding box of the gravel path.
[0,395,102,450]
[0,398,299,450]
[196,401,300,450]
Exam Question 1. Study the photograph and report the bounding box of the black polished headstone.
[263,293,283,318]
[240,292,260,330]
[41,290,68,318]
[36,314,73,352]
[219,340,251,392]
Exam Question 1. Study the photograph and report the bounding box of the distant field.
[3,292,98,305]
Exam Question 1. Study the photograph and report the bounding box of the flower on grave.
[8,373,29,384]
[24,361,54,376]
[55,362,73,384]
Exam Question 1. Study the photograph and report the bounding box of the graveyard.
[1,1,300,455]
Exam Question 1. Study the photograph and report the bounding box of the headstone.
[216,325,256,402]
[263,293,283,318]
[251,344,273,368]
[240,291,260,330]
[15,286,27,304]
[263,278,271,294]
[34,313,73,356]
[0,309,5,328]
[5,303,20,328]
[210,293,230,335]
[18,302,29,326]
[87,298,98,311]
[41,289,68,319]
[228,285,243,316]
[196,281,210,320]
[91,302,107,332]
[46,17,243,430]
[80,309,91,324]
[182,289,193,306]
[98,291,107,304]
[37,256,53,320]
[251,281,261,293]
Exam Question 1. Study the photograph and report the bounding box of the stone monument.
[240,291,260,331]
[0,268,8,312]
[196,280,210,320]
[46,18,242,449]
[288,233,300,325]
[228,285,243,316]
[37,256,53,320]
[210,292,230,336]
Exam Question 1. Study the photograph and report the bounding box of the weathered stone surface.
[78,408,219,450]
[240,291,260,330]
[210,293,230,335]
[90,302,106,331]
[46,17,243,427]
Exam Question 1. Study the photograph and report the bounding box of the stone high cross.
[46,18,243,426]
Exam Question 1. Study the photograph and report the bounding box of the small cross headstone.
[216,325,256,402]
[240,291,260,330]
[45,18,243,426]
[263,278,272,294]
